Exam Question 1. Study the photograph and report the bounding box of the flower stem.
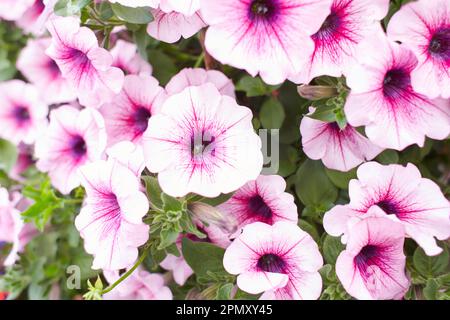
[101,249,149,295]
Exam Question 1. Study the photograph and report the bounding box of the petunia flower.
[200,0,332,85]
[160,253,193,286]
[110,40,152,76]
[0,189,37,266]
[217,175,298,236]
[344,32,450,150]
[10,144,35,181]
[143,83,263,198]
[35,106,107,195]
[0,0,35,21]
[291,0,389,84]
[387,0,450,99]
[106,141,146,178]
[147,8,206,44]
[75,159,150,270]
[100,74,166,147]
[224,221,323,300]
[323,162,450,256]
[336,217,410,300]
[0,80,48,145]
[45,16,125,108]
[160,0,200,16]
[166,68,235,98]
[300,113,383,172]
[103,268,172,300]
[17,38,77,104]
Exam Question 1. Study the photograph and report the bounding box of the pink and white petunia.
[300,114,383,172]
[100,74,166,146]
[200,0,332,85]
[160,0,200,16]
[10,144,35,181]
[336,217,410,300]
[110,40,152,75]
[143,83,263,198]
[166,68,235,98]
[35,106,107,195]
[224,221,323,300]
[106,141,145,178]
[217,175,298,236]
[103,268,172,300]
[75,159,150,270]
[344,32,450,150]
[147,8,206,44]
[46,16,125,108]
[324,162,450,256]
[0,189,37,266]
[387,0,450,99]
[17,38,77,104]
[0,80,48,145]
[15,0,46,34]
[291,0,389,83]
[160,252,193,286]
[0,0,35,21]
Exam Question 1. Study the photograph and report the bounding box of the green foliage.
[110,3,154,24]
[0,139,18,173]
[54,0,91,16]
[235,75,280,97]
[260,98,285,129]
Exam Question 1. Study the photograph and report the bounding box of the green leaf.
[158,229,180,250]
[298,219,320,243]
[0,138,18,173]
[307,104,336,123]
[376,149,399,165]
[110,3,154,24]
[197,193,234,207]
[235,76,279,97]
[322,235,344,265]
[132,25,150,60]
[295,159,338,207]
[260,98,285,129]
[413,246,449,277]
[216,283,234,300]
[423,279,439,300]
[325,168,357,189]
[142,176,163,209]
[147,49,177,85]
[54,0,91,16]
[161,193,184,212]
[181,238,227,279]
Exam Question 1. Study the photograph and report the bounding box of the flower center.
[71,135,87,158]
[382,68,411,99]
[13,105,31,124]
[257,253,286,273]
[354,244,379,268]
[250,0,276,20]
[429,28,450,59]
[190,131,215,158]
[376,199,398,216]
[317,11,341,36]
[248,195,273,221]
[132,107,151,133]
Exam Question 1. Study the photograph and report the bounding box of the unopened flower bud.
[297,85,338,101]
[188,202,238,235]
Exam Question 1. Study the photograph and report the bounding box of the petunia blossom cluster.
[0,0,449,302]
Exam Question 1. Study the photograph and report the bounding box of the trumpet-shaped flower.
[336,217,409,300]
[35,106,107,194]
[0,80,48,145]
[17,38,77,104]
[46,16,124,108]
[344,32,450,150]
[224,222,323,300]
[143,83,263,198]
[291,0,389,83]
[217,175,298,235]
[147,8,206,44]
[324,162,450,256]
[387,0,450,99]
[100,74,166,146]
[300,115,383,172]
[200,0,332,85]
[110,40,152,75]
[75,160,149,270]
